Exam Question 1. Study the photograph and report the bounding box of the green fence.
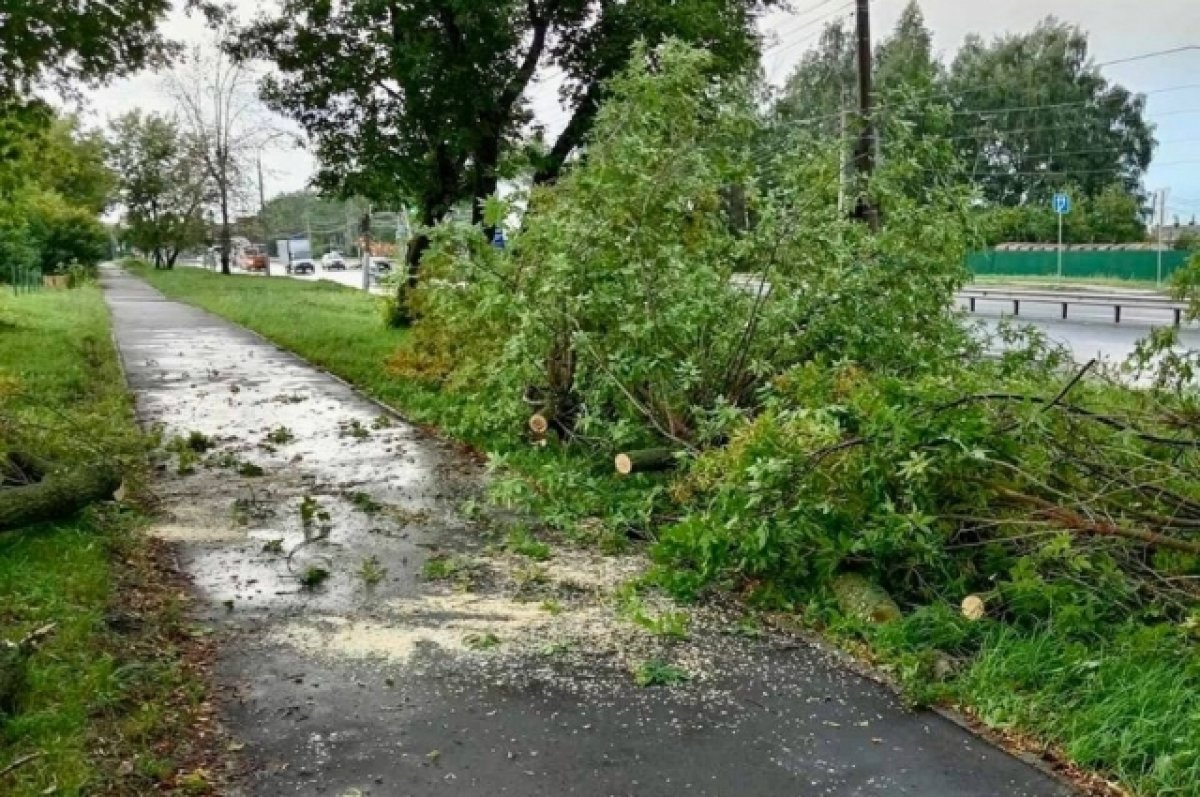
[1,264,43,294]
[967,250,1191,282]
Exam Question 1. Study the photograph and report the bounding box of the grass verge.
[129,261,1197,796]
[970,274,1165,291]
[1,285,221,795]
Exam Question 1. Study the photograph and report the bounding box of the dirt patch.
[89,513,235,796]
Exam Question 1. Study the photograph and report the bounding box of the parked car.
[368,256,393,275]
[287,259,316,275]
[321,251,346,270]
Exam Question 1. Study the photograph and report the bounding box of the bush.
[406,40,975,453]
[26,192,108,274]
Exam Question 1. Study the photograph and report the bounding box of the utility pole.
[837,88,849,216]
[360,204,372,291]
[1157,188,1169,287]
[257,151,270,277]
[852,0,879,230]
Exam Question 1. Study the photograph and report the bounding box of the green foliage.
[239,0,770,265]
[123,49,1198,792]
[347,491,382,514]
[981,184,1147,245]
[0,0,171,99]
[618,586,691,640]
[632,659,690,687]
[505,526,551,561]
[774,9,1153,239]
[0,106,112,279]
[463,632,501,651]
[24,192,109,273]
[107,111,209,268]
[356,556,387,586]
[948,19,1153,207]
[411,41,973,455]
[0,287,203,796]
[298,565,331,590]
[957,623,1200,795]
[421,554,482,589]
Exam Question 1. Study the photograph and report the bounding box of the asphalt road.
[102,264,1072,797]
[958,294,1200,363]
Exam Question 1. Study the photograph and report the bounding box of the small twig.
[1044,358,1097,411]
[995,487,1200,556]
[0,751,45,779]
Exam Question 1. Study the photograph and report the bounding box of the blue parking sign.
[1052,193,1071,215]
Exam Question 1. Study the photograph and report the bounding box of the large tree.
[166,38,265,275]
[108,111,210,268]
[949,17,1155,206]
[237,0,771,282]
[0,0,173,100]
[773,1,941,134]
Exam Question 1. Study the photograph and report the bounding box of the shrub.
[404,40,976,453]
[26,192,108,274]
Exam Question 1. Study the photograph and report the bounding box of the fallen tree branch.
[938,393,1200,448]
[0,463,122,533]
[614,448,677,475]
[996,488,1200,556]
[0,751,44,779]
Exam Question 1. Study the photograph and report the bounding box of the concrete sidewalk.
[102,265,1072,797]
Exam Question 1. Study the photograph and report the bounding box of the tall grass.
[1,286,201,795]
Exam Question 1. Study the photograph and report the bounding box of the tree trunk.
[0,464,122,533]
[614,448,677,475]
[831,573,902,624]
[219,187,232,276]
[533,84,602,185]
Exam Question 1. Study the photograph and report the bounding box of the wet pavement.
[102,266,1074,796]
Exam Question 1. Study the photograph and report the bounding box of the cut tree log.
[831,573,902,624]
[614,448,677,475]
[528,413,550,436]
[0,463,121,534]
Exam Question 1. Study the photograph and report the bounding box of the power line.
[764,0,855,49]
[1095,45,1200,68]
[768,44,1200,126]
[764,2,855,55]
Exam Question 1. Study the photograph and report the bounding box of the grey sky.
[85,0,1200,217]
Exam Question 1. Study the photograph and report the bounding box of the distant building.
[1152,222,1200,247]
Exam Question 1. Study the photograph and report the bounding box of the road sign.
[1052,193,1071,215]
[492,229,506,249]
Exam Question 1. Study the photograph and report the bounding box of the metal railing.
[959,287,1190,326]
[2,264,43,295]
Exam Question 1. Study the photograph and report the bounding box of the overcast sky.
[84,0,1200,219]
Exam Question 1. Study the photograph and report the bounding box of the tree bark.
[996,488,1200,555]
[614,448,676,475]
[533,83,602,185]
[219,182,232,275]
[0,464,122,533]
[832,573,902,624]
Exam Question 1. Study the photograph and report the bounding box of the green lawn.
[129,261,1200,796]
[0,286,208,795]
